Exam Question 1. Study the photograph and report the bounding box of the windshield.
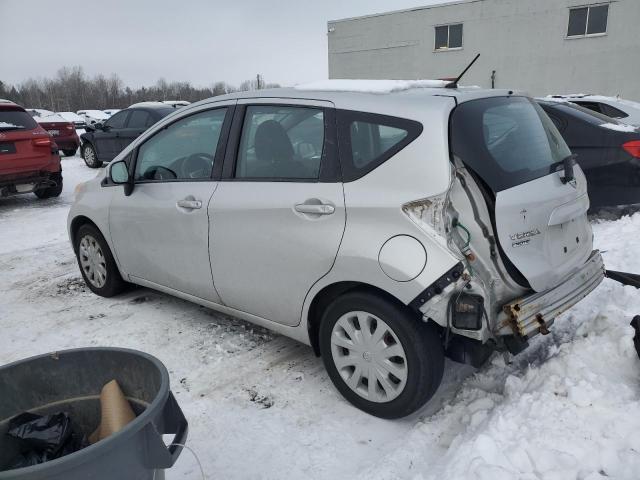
[0,110,39,131]
[450,96,571,193]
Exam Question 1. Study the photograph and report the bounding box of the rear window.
[0,109,38,131]
[559,102,624,125]
[450,96,571,193]
[337,110,422,182]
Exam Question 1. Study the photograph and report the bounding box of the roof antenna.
[445,53,480,89]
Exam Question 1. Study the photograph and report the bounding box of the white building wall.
[328,0,640,99]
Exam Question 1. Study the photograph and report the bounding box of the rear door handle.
[294,203,335,215]
[177,199,202,210]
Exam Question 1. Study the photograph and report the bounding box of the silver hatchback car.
[68,82,604,418]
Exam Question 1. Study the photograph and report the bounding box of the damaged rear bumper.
[498,250,605,338]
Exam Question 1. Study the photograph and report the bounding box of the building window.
[567,4,609,37]
[435,23,463,50]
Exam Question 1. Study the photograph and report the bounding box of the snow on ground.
[1,156,639,479]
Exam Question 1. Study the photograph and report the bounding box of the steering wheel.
[184,153,214,179]
[143,165,178,180]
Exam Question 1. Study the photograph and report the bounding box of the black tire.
[82,143,102,168]
[63,149,77,157]
[34,172,63,199]
[74,224,126,297]
[319,290,444,419]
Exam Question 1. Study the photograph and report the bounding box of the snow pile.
[295,79,450,93]
[356,215,640,480]
[600,122,638,133]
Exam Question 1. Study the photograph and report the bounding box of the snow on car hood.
[33,113,68,123]
[600,122,638,133]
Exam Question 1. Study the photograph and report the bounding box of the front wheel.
[75,224,126,297]
[82,143,102,168]
[319,291,444,419]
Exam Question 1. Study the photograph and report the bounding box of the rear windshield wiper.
[551,154,577,184]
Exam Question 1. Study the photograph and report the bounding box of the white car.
[69,82,604,418]
[77,109,110,126]
[548,94,640,126]
[57,111,87,129]
[26,108,54,118]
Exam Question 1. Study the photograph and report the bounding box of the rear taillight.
[623,141,640,158]
[32,137,52,147]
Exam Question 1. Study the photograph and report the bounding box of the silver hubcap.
[79,235,107,288]
[84,146,95,165]
[330,311,408,403]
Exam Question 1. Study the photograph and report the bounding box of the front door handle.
[294,203,335,215]
[177,199,202,210]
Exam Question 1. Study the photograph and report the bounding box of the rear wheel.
[82,143,102,168]
[63,149,77,157]
[75,224,126,297]
[319,291,444,419]
[34,172,63,199]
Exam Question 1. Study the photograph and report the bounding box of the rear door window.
[450,96,571,192]
[127,110,151,129]
[337,111,422,182]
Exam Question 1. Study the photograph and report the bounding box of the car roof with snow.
[181,80,521,118]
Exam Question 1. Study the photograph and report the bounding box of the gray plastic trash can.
[0,347,188,480]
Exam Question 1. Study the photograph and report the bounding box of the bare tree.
[1,67,280,111]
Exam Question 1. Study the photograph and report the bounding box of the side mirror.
[109,160,134,196]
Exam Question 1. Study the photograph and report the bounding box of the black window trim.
[434,22,464,51]
[566,3,609,39]
[221,103,340,183]
[337,109,423,183]
[127,104,235,185]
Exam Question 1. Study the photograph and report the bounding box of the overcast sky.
[0,0,446,89]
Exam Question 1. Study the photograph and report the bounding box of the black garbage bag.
[6,412,88,469]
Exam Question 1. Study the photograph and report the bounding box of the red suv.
[0,100,63,199]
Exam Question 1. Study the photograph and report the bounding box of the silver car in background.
[68,83,604,418]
